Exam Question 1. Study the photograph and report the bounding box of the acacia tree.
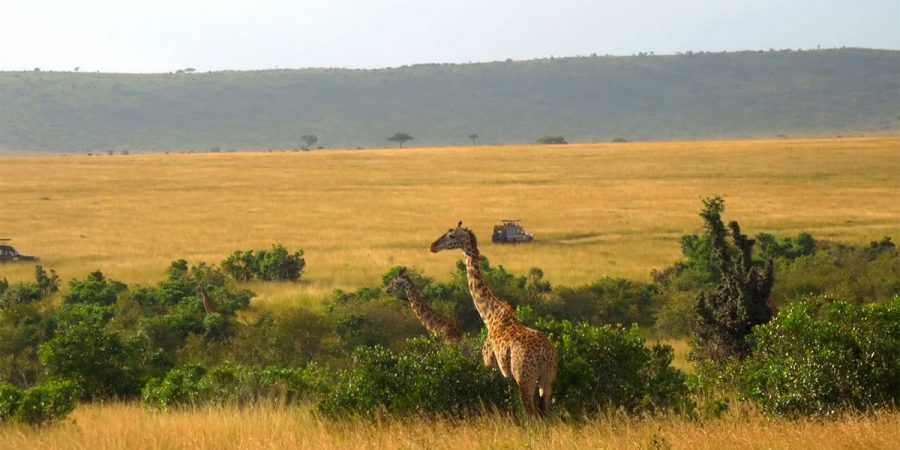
[301,134,318,150]
[690,196,774,364]
[468,134,479,145]
[387,132,413,148]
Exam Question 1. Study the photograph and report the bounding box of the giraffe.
[196,285,219,315]
[386,268,463,345]
[430,221,557,417]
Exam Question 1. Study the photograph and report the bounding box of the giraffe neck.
[200,289,217,314]
[403,281,438,329]
[463,249,514,329]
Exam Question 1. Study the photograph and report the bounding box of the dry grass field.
[1,136,899,309]
[0,402,898,450]
[2,137,899,448]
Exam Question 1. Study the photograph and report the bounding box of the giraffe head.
[429,221,478,256]
[386,268,412,295]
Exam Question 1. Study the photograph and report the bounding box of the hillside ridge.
[1,48,897,153]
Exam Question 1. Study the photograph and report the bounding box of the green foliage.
[222,245,305,281]
[0,269,58,387]
[226,308,337,367]
[547,277,657,328]
[0,381,78,426]
[12,381,78,426]
[62,270,127,306]
[537,319,689,417]
[318,336,512,418]
[739,298,900,416]
[33,265,60,295]
[756,232,816,261]
[2,49,896,154]
[0,383,21,421]
[772,239,899,304]
[536,136,567,144]
[692,197,774,363]
[39,303,145,399]
[142,364,328,410]
[326,286,425,351]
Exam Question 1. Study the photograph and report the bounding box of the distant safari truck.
[0,239,38,263]
[491,220,534,244]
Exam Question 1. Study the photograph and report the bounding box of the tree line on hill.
[1,48,897,154]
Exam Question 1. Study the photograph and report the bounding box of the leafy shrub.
[547,277,657,328]
[12,381,78,426]
[740,297,900,416]
[62,271,127,306]
[228,308,337,367]
[142,364,328,410]
[537,319,689,417]
[39,304,145,399]
[222,245,305,281]
[0,383,21,421]
[318,336,512,418]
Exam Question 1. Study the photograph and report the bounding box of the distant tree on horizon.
[468,134,479,145]
[387,132,413,148]
[302,134,318,150]
[536,135,567,145]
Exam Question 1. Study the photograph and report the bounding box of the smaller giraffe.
[196,285,219,315]
[387,268,463,344]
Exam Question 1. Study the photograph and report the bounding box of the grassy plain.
[1,402,898,450]
[1,137,899,308]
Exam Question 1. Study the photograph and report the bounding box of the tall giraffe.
[196,285,219,315]
[430,221,557,417]
[386,268,463,345]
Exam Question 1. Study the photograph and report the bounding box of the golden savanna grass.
[1,136,899,309]
[0,402,898,450]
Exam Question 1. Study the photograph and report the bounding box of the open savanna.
[1,136,899,308]
[1,403,898,450]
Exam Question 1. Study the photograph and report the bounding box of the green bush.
[0,382,77,425]
[222,245,305,281]
[0,383,22,421]
[39,304,145,399]
[547,277,657,328]
[318,336,513,418]
[10,381,77,426]
[62,271,127,306]
[537,319,690,417]
[740,297,900,416]
[142,364,328,410]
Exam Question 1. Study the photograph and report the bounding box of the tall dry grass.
[1,137,898,308]
[1,402,897,450]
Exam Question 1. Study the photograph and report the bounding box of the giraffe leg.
[516,376,539,417]
[482,341,497,369]
[537,367,555,418]
[496,344,512,378]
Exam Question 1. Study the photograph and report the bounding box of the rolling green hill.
[1,48,897,154]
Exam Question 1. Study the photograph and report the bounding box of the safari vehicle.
[0,239,38,262]
[491,219,534,244]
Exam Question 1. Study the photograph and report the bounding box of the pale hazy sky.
[2,0,898,73]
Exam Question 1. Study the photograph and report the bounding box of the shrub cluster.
[222,244,305,281]
[318,336,513,418]
[142,364,328,410]
[739,297,900,416]
[0,381,77,426]
[536,319,689,417]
